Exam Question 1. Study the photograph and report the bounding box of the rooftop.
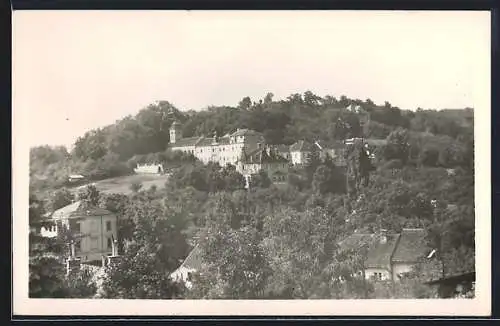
[241,147,289,164]
[51,201,113,220]
[338,228,430,269]
[392,228,428,263]
[179,245,203,270]
[290,140,314,152]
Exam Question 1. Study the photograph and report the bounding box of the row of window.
[72,220,113,233]
[73,236,115,253]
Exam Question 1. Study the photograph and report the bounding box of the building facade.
[169,122,289,183]
[338,228,434,282]
[41,201,118,263]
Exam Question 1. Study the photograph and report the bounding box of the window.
[107,237,112,250]
[73,222,81,233]
[75,239,82,253]
[106,221,112,232]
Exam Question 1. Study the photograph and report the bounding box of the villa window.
[107,237,112,250]
[75,239,82,253]
[106,221,112,232]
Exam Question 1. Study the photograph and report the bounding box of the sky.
[13,11,490,148]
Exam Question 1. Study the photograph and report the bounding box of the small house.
[170,245,203,289]
[42,201,118,263]
[289,140,314,165]
[338,228,434,282]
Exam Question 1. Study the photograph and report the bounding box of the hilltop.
[29,91,473,195]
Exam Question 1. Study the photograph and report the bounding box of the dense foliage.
[29,91,474,299]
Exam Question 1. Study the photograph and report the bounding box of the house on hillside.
[289,140,314,165]
[170,245,203,289]
[40,201,118,263]
[274,144,291,161]
[314,140,346,166]
[169,121,266,167]
[237,146,289,187]
[339,228,436,282]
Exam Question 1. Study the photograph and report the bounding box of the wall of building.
[291,151,309,165]
[170,266,195,289]
[61,214,118,262]
[392,263,415,281]
[40,224,58,238]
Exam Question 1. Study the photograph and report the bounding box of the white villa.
[40,201,118,263]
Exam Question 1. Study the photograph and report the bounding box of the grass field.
[69,173,171,195]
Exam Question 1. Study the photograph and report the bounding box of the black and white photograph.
[13,10,490,316]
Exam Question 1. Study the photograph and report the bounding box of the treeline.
[30,92,473,193]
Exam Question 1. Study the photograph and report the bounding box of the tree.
[384,128,410,164]
[77,184,100,206]
[188,204,271,299]
[249,170,272,189]
[49,188,74,211]
[101,197,186,299]
[221,164,246,191]
[130,182,143,193]
[238,96,252,110]
[262,207,368,299]
[264,92,274,105]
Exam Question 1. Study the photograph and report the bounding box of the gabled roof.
[275,144,290,153]
[365,234,401,269]
[52,201,112,220]
[290,140,314,152]
[179,245,202,270]
[392,228,428,263]
[170,136,203,148]
[241,147,289,164]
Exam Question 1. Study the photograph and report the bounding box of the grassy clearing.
[69,173,171,195]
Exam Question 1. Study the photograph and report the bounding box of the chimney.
[70,240,76,258]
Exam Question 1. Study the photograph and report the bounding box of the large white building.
[168,122,289,183]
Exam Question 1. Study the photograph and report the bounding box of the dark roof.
[52,201,113,220]
[170,136,202,148]
[365,234,400,269]
[290,140,314,152]
[392,228,428,263]
[314,140,345,150]
[275,144,290,153]
[180,245,202,270]
[241,148,288,164]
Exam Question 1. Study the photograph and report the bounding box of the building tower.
[169,120,181,144]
